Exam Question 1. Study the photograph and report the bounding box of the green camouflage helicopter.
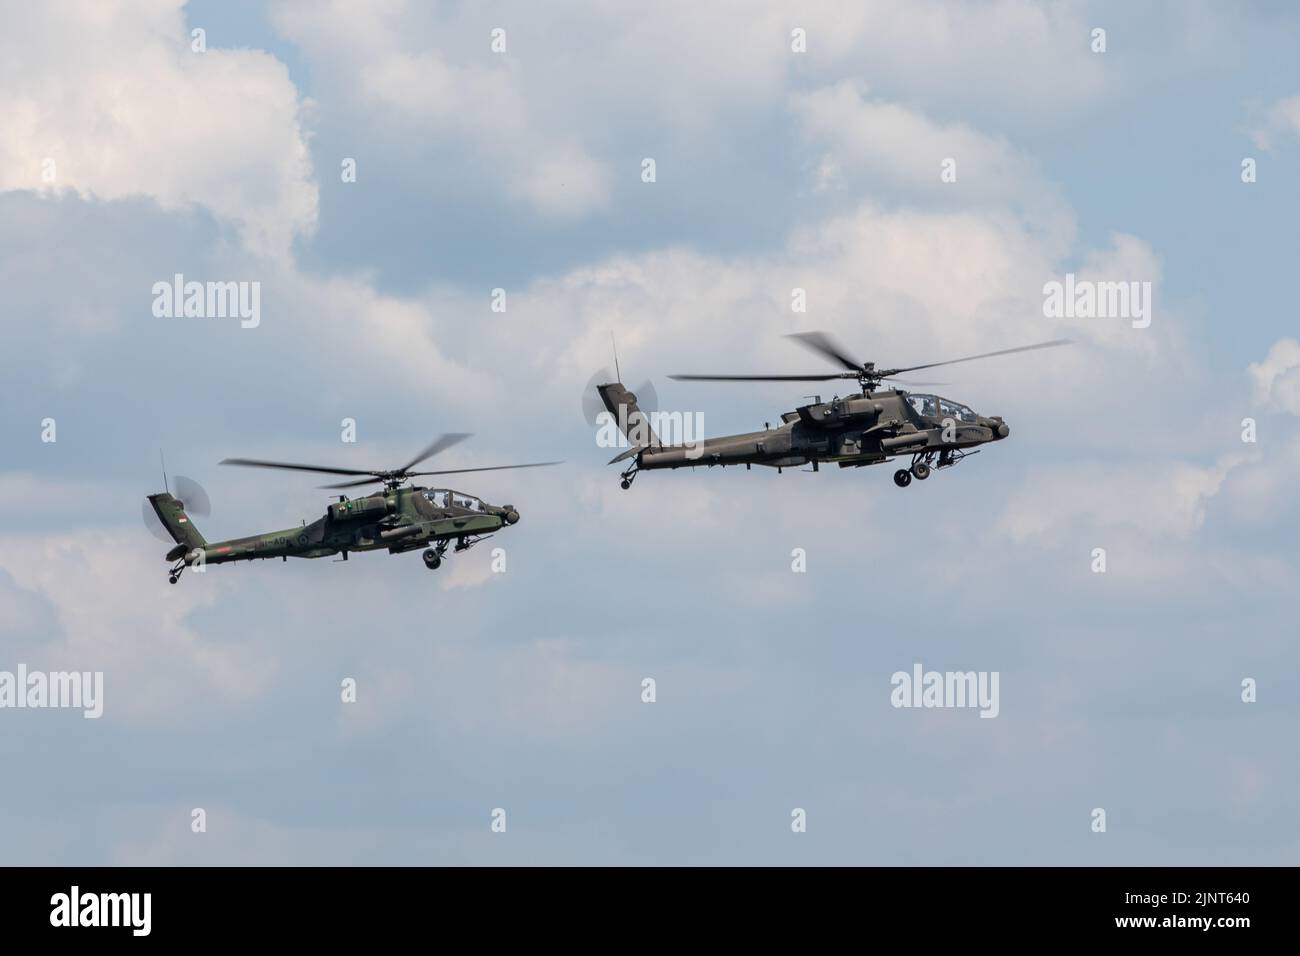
[146,435,558,583]
[596,331,1069,489]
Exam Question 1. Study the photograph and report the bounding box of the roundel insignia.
[297,533,308,546]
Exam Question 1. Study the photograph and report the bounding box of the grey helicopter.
[595,331,1069,489]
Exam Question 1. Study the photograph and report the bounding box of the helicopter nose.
[503,507,520,524]
[995,420,1010,439]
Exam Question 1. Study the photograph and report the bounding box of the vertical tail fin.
[147,493,207,549]
[596,382,659,448]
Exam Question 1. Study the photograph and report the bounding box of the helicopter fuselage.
[597,330,1065,489]
[148,433,557,583]
[619,388,1008,481]
[149,485,519,578]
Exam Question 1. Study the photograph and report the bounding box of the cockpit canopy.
[906,394,979,423]
[423,489,486,512]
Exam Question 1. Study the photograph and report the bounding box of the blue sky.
[0,0,1297,864]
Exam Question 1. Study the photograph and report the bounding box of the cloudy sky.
[2,0,1298,864]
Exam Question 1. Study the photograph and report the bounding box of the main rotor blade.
[669,373,851,382]
[882,378,949,386]
[321,460,563,488]
[785,331,864,372]
[398,433,472,473]
[319,476,385,489]
[407,461,563,478]
[220,457,376,477]
[880,338,1072,377]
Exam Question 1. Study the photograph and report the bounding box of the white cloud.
[0,474,120,516]
[1250,94,1300,151]
[787,0,1111,118]
[438,552,497,592]
[1248,338,1300,414]
[473,200,1180,428]
[998,458,1242,544]
[510,144,613,220]
[0,530,273,721]
[273,1,612,219]
[1215,435,1300,526]
[1062,232,1169,355]
[0,0,317,258]
[282,271,488,402]
[264,0,1153,224]
[791,81,1067,226]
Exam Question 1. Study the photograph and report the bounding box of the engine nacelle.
[798,398,882,427]
[329,496,393,521]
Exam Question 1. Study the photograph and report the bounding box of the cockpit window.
[424,490,448,508]
[939,399,979,423]
[451,493,484,512]
[907,394,939,417]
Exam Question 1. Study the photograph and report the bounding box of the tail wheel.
[893,469,912,488]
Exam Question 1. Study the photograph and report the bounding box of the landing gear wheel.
[912,462,930,480]
[620,479,631,490]
[894,469,912,488]
[422,549,442,570]
[168,574,178,584]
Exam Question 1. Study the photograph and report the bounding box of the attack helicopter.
[146,435,558,583]
[595,331,1068,489]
